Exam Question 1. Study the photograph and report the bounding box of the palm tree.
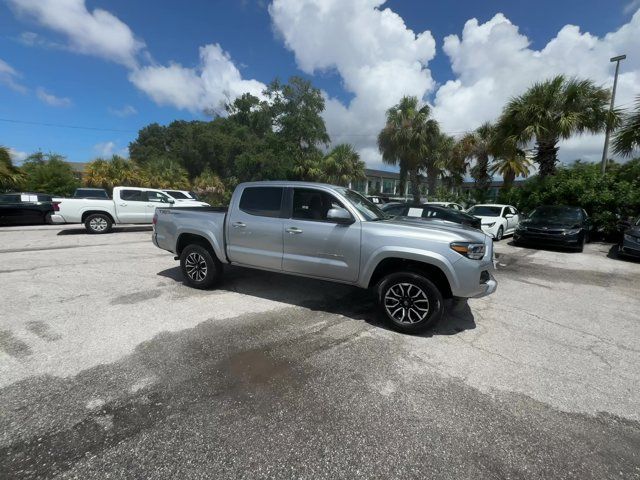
[489,147,533,189]
[497,75,615,177]
[457,122,495,193]
[0,146,24,190]
[422,132,458,193]
[84,155,142,190]
[140,156,190,189]
[613,95,640,157]
[322,144,366,187]
[378,96,439,203]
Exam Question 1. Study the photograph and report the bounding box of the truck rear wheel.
[180,244,222,289]
[85,213,113,234]
[377,272,444,334]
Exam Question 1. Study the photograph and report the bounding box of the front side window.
[239,187,283,218]
[120,190,145,202]
[146,191,171,203]
[336,188,387,221]
[292,189,347,222]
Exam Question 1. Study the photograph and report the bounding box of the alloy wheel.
[384,282,430,324]
[185,252,208,282]
[89,217,108,232]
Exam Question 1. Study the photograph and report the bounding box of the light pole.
[601,54,626,175]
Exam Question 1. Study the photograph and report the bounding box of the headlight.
[625,234,638,243]
[483,222,496,227]
[450,242,485,260]
[564,228,581,235]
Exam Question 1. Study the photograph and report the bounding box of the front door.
[226,186,285,271]
[145,190,174,222]
[116,189,148,223]
[283,188,361,282]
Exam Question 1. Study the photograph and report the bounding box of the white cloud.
[108,105,137,117]
[0,58,28,93]
[8,147,28,165]
[7,0,145,68]
[431,10,640,162]
[269,0,436,166]
[93,141,116,157]
[36,87,72,107]
[128,44,266,113]
[624,0,640,14]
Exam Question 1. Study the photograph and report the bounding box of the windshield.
[335,188,388,221]
[529,206,582,223]
[468,206,502,217]
[166,191,189,199]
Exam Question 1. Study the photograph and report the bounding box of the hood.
[374,216,488,243]
[520,218,579,229]
[473,215,500,224]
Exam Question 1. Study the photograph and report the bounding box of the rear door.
[226,186,285,270]
[282,188,361,282]
[115,189,147,223]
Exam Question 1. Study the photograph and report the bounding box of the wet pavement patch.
[0,330,32,358]
[110,289,162,305]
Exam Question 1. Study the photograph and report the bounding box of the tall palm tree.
[497,75,615,177]
[489,147,533,189]
[422,132,458,193]
[322,144,366,187]
[457,122,495,193]
[613,95,640,157]
[141,156,190,189]
[84,155,141,189]
[378,96,439,203]
[0,146,24,190]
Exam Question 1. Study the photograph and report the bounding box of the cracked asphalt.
[0,224,639,479]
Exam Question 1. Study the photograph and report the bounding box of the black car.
[513,205,592,252]
[618,215,640,259]
[0,192,59,226]
[381,202,482,230]
[73,188,109,199]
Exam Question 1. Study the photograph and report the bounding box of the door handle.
[119,203,127,206]
[286,227,303,234]
[232,222,246,228]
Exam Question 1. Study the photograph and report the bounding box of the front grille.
[526,227,564,235]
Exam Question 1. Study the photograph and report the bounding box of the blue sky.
[1,0,638,167]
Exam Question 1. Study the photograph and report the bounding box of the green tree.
[20,152,79,196]
[457,122,495,196]
[489,146,532,190]
[84,155,142,190]
[613,95,640,157]
[0,146,25,191]
[497,75,615,177]
[140,156,190,189]
[321,144,366,186]
[424,131,458,194]
[378,96,438,203]
[193,168,227,205]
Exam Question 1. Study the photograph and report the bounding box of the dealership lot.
[1,225,639,478]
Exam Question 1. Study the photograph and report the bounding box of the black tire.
[84,213,113,234]
[575,233,586,252]
[495,226,504,241]
[377,272,444,334]
[180,244,222,289]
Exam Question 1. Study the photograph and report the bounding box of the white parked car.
[466,204,520,240]
[52,186,209,234]
[424,201,465,211]
[161,189,201,203]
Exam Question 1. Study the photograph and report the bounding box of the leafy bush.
[20,152,80,196]
[498,159,640,236]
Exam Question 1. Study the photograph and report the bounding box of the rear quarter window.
[239,187,284,218]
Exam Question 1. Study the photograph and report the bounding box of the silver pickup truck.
[153,181,496,333]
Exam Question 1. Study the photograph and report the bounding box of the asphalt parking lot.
[1,224,639,479]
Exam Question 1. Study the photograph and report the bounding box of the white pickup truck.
[52,186,208,234]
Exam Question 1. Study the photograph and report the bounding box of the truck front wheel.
[180,244,222,289]
[85,213,113,234]
[377,272,444,334]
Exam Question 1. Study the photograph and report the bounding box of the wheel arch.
[176,232,222,262]
[81,210,115,224]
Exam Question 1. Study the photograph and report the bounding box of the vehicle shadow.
[505,240,580,254]
[157,265,476,337]
[57,226,153,235]
[607,244,640,263]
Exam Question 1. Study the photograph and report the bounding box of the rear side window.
[120,190,144,201]
[239,187,283,217]
[37,195,52,202]
[0,194,21,203]
[166,191,188,199]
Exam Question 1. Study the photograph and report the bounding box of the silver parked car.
[152,181,497,334]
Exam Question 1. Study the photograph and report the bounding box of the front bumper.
[480,223,500,238]
[49,214,66,224]
[470,271,497,298]
[619,237,640,258]
[514,230,581,247]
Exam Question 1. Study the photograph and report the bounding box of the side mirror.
[167,198,175,204]
[505,213,514,218]
[327,207,354,225]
